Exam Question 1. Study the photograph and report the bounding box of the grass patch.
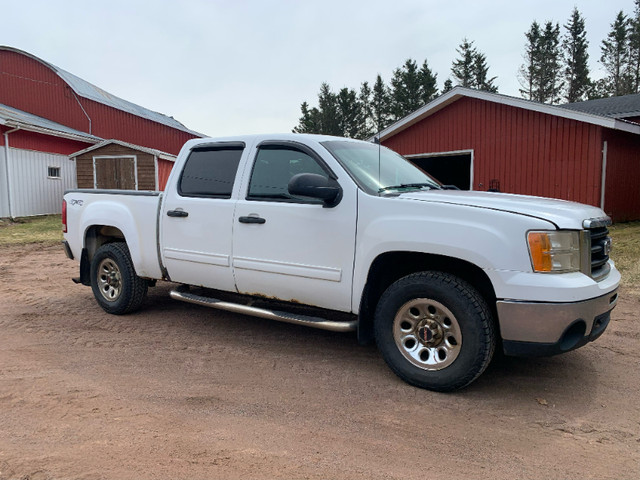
[0,215,63,246]
[609,221,640,288]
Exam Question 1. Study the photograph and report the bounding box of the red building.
[0,46,202,218]
[378,87,640,222]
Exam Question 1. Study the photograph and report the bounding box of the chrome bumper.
[497,288,619,356]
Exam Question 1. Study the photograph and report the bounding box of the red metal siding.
[157,159,174,190]
[1,129,91,155]
[0,50,90,132]
[1,49,199,156]
[602,130,640,222]
[384,97,603,207]
[80,98,196,155]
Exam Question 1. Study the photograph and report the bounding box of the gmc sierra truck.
[62,134,620,391]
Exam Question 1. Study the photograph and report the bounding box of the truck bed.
[63,189,164,279]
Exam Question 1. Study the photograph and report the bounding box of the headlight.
[527,231,581,273]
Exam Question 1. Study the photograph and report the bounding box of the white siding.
[7,148,77,217]
[0,148,9,217]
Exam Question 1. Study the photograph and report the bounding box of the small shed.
[70,140,176,191]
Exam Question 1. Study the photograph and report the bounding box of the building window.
[48,166,61,179]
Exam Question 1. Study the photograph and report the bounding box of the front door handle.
[167,209,189,217]
[238,215,266,224]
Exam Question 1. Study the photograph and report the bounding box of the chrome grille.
[587,225,611,280]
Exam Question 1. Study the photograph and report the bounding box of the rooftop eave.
[69,138,176,161]
[1,118,101,144]
[374,87,640,142]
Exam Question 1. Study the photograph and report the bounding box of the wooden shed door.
[95,157,136,190]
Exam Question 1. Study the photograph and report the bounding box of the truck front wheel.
[374,272,495,392]
[90,242,148,315]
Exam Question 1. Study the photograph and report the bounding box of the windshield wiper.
[378,183,437,193]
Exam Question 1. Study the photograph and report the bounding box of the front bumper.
[497,288,619,357]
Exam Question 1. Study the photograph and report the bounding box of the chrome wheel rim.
[393,298,462,371]
[97,258,122,302]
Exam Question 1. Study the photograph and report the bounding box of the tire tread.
[374,271,496,392]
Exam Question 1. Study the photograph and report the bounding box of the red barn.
[378,87,640,222]
[0,46,202,218]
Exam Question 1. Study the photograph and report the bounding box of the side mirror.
[288,173,342,208]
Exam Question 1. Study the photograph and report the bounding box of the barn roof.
[561,93,640,119]
[69,139,176,161]
[375,87,640,142]
[0,103,101,143]
[0,46,202,137]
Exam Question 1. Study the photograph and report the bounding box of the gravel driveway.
[1,244,638,479]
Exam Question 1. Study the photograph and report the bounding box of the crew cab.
[62,134,620,391]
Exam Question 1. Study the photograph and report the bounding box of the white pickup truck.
[62,134,620,391]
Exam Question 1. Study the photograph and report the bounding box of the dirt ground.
[0,243,638,480]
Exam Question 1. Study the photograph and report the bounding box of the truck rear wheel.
[374,271,495,392]
[90,242,148,315]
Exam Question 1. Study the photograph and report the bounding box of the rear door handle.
[167,209,189,217]
[238,215,266,224]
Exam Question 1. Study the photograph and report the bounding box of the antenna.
[374,126,381,189]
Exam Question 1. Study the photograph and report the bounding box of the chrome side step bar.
[169,289,357,333]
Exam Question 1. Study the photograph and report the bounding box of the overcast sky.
[1,0,636,137]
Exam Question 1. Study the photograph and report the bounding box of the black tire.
[374,271,495,392]
[90,242,148,315]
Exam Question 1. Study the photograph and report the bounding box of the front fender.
[351,193,555,312]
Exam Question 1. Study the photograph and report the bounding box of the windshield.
[321,140,441,195]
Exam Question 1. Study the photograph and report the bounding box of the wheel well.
[84,225,126,261]
[358,252,498,344]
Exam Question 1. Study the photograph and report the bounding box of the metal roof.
[561,93,640,119]
[69,139,176,161]
[0,46,203,137]
[373,87,640,142]
[0,103,101,143]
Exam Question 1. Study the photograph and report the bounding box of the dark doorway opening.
[408,153,472,190]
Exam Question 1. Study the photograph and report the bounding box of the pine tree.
[419,60,438,103]
[336,88,364,139]
[390,59,423,120]
[442,79,453,93]
[451,39,476,87]
[371,75,392,133]
[473,52,498,92]
[562,8,591,102]
[451,39,497,91]
[540,22,563,103]
[600,11,632,96]
[317,83,341,135]
[628,0,640,93]
[358,81,374,139]
[519,21,563,103]
[519,21,542,100]
[293,101,321,134]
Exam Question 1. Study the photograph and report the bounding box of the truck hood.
[397,190,607,229]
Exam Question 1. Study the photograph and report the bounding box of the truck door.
[160,142,245,291]
[232,142,357,312]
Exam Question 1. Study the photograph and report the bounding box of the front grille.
[588,226,611,280]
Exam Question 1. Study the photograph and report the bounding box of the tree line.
[294,2,640,139]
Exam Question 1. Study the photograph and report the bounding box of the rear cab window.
[179,144,245,198]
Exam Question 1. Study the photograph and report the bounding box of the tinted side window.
[248,146,328,201]
[179,147,243,198]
